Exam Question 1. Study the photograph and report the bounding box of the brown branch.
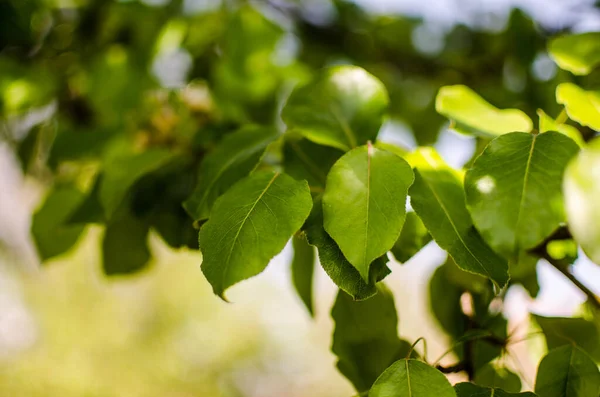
[436,362,468,374]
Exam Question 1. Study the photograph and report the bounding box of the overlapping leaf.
[323,144,414,281]
[282,66,389,151]
[436,85,533,138]
[556,83,600,131]
[455,383,536,397]
[291,234,315,316]
[465,132,579,257]
[184,126,278,221]
[390,212,431,264]
[409,148,508,287]
[549,32,600,75]
[332,285,411,393]
[199,171,312,298]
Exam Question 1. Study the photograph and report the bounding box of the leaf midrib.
[221,173,280,289]
[513,134,538,252]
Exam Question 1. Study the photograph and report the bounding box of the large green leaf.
[369,359,456,397]
[282,65,389,151]
[332,285,411,393]
[435,85,533,138]
[291,234,315,316]
[323,144,414,281]
[102,210,151,275]
[32,186,86,261]
[535,345,600,397]
[465,132,579,257]
[408,148,508,287]
[556,83,600,131]
[100,148,174,218]
[455,383,536,397]
[282,137,343,189]
[564,138,600,264]
[549,32,600,75]
[390,212,432,264]
[534,315,600,363]
[199,171,312,298]
[183,126,278,221]
[304,202,391,301]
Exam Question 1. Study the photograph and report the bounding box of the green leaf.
[556,83,600,131]
[455,383,537,397]
[435,85,533,138]
[369,359,456,397]
[535,345,600,397]
[465,132,579,257]
[534,315,600,363]
[549,32,600,75]
[282,137,343,189]
[304,202,391,301]
[32,186,86,261]
[509,252,540,298]
[429,264,467,340]
[332,284,411,392]
[282,65,389,151]
[390,212,432,263]
[102,210,150,275]
[408,148,508,287]
[564,138,600,264]
[323,144,414,281]
[100,148,174,218]
[474,364,522,393]
[291,234,315,316]
[199,171,312,299]
[537,109,584,147]
[183,126,278,221]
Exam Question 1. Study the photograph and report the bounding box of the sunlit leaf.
[549,32,600,75]
[436,85,533,138]
[556,83,600,131]
[537,109,583,147]
[199,171,312,299]
[409,148,508,287]
[323,144,414,281]
[564,138,600,264]
[535,345,600,397]
[369,359,456,397]
[465,132,579,257]
[282,66,389,151]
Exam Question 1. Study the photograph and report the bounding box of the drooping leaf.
[282,65,389,151]
[282,137,343,189]
[535,345,600,397]
[323,144,414,281]
[32,185,86,261]
[474,363,522,393]
[408,148,508,287]
[537,109,583,147]
[509,252,540,298]
[369,359,456,397]
[332,285,411,393]
[564,138,600,264]
[556,83,600,131]
[199,171,312,299]
[549,32,600,75]
[429,264,468,340]
[291,234,315,316]
[102,210,151,275]
[390,212,432,264]
[183,126,278,221]
[534,315,600,363]
[435,85,533,138]
[465,132,579,257]
[100,148,174,218]
[305,202,391,301]
[455,383,537,397]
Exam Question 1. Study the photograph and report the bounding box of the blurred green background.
[1,0,600,396]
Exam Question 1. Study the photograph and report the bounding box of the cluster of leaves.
[3,0,600,396]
